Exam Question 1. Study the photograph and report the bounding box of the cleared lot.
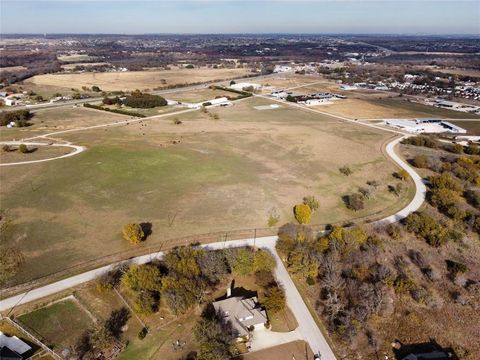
[25,67,252,92]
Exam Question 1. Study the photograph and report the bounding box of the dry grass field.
[0,95,414,286]
[0,145,72,164]
[0,106,132,141]
[25,67,252,92]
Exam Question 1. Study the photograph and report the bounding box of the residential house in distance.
[213,292,267,341]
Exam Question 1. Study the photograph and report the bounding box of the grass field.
[0,106,131,141]
[17,298,94,350]
[0,95,414,286]
[0,145,72,164]
[25,67,252,92]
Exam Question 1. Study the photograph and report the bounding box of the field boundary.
[1,316,63,360]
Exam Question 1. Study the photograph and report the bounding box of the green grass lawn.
[17,298,94,350]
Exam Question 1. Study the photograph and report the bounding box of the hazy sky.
[1,1,479,35]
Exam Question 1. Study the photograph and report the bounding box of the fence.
[0,316,63,360]
[1,201,397,300]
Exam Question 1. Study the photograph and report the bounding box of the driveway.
[249,327,302,352]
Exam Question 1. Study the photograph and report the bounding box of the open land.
[17,298,94,349]
[0,145,72,164]
[0,93,414,287]
[24,67,252,92]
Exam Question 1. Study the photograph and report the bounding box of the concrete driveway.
[249,327,302,352]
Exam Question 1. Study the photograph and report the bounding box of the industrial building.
[385,118,466,134]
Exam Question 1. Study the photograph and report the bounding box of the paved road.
[0,141,86,166]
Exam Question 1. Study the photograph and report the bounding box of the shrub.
[253,250,276,273]
[293,203,312,224]
[263,285,286,314]
[446,143,464,154]
[2,145,12,152]
[303,195,319,211]
[92,85,101,92]
[18,144,28,153]
[122,223,144,244]
[339,166,352,176]
[267,213,280,227]
[395,169,409,181]
[428,173,463,193]
[138,327,148,340]
[403,212,450,247]
[343,193,364,211]
[411,155,428,168]
[446,260,468,276]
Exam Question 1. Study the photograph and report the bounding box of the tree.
[197,250,229,284]
[194,307,235,360]
[18,144,28,153]
[122,223,144,244]
[133,291,157,315]
[121,264,162,293]
[92,85,101,92]
[253,250,276,273]
[263,285,286,314]
[293,203,312,224]
[163,246,202,278]
[285,95,297,102]
[303,195,319,212]
[231,248,254,276]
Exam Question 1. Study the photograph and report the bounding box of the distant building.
[213,295,267,341]
[385,118,466,134]
[187,96,231,109]
[230,82,262,91]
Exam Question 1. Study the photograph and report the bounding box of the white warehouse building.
[385,118,466,134]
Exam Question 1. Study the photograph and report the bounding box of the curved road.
[0,141,86,167]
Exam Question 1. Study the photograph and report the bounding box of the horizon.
[1,1,479,35]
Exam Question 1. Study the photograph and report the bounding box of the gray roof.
[0,332,31,355]
[213,296,267,337]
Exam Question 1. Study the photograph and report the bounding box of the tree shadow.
[140,222,152,240]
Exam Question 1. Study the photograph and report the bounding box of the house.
[213,295,267,341]
[0,332,31,359]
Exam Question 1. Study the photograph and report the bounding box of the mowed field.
[0,95,414,286]
[25,67,252,92]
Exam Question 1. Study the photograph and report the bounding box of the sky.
[1,1,479,35]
